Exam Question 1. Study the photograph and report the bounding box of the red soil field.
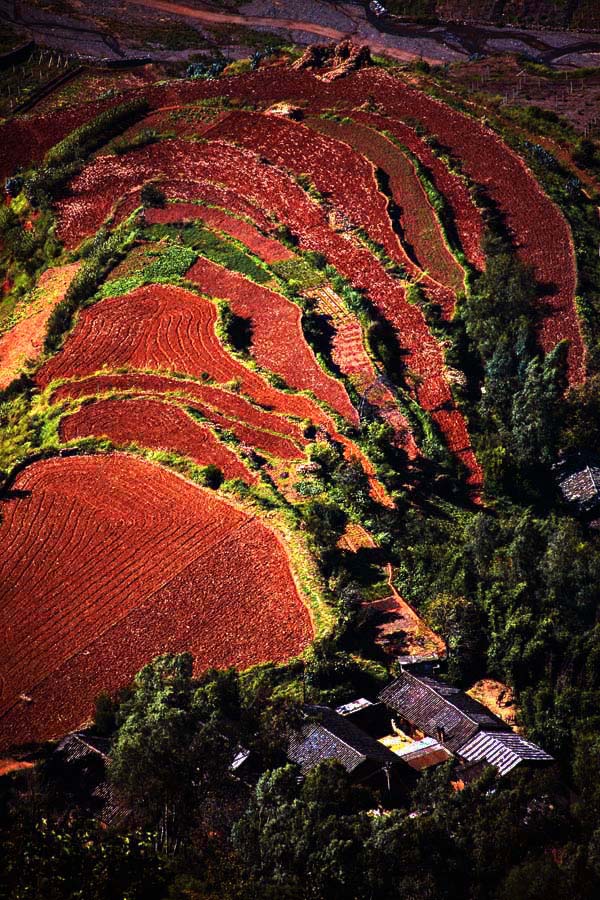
[13,65,583,373]
[307,116,464,294]
[331,317,377,381]
[51,372,307,444]
[0,262,80,389]
[350,110,486,273]
[110,179,277,246]
[204,111,457,317]
[38,283,375,472]
[332,318,420,460]
[206,110,415,264]
[54,138,480,486]
[59,397,257,483]
[0,454,313,748]
[361,72,583,379]
[127,66,578,378]
[345,70,583,381]
[145,202,293,263]
[53,141,442,407]
[120,104,226,141]
[60,161,276,251]
[312,286,420,459]
[186,256,356,421]
[190,144,479,484]
[147,179,275,232]
[110,67,580,374]
[168,144,468,475]
[0,100,114,183]
[0,66,163,181]
[60,387,305,461]
[35,283,339,431]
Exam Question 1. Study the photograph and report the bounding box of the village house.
[287,704,410,795]
[288,662,553,784]
[53,732,131,827]
[378,667,553,777]
[554,451,600,519]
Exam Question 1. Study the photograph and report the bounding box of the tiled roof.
[392,736,452,770]
[458,731,554,776]
[288,705,398,775]
[91,780,131,827]
[558,465,600,509]
[378,672,505,754]
[55,733,110,762]
[335,698,373,716]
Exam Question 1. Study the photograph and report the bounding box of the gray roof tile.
[288,705,398,775]
[458,730,554,776]
[378,672,505,754]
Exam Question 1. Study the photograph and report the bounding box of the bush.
[24,99,149,208]
[219,304,253,354]
[140,182,166,209]
[201,464,224,489]
[112,128,159,156]
[45,99,149,169]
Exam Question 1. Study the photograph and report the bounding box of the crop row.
[50,372,305,441]
[186,256,357,422]
[59,397,258,482]
[308,115,464,300]
[0,456,245,704]
[36,283,333,427]
[0,454,312,747]
[51,136,480,486]
[141,66,580,379]
[146,203,293,264]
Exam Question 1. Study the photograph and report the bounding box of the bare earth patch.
[467,678,518,727]
[0,263,80,390]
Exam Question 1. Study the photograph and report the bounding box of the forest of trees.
[1,652,600,900]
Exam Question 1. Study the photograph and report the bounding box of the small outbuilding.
[554,452,600,517]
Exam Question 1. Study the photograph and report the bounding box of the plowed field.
[36,283,338,429]
[145,203,293,264]
[0,454,312,748]
[186,256,356,421]
[59,397,257,483]
[50,372,307,444]
[307,116,464,300]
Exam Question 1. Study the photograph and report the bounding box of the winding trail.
[120,0,439,63]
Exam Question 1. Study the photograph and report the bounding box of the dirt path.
[127,0,438,63]
[341,522,445,658]
[365,562,445,658]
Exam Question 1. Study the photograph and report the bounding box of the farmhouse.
[554,452,600,517]
[53,732,131,826]
[287,704,406,792]
[378,669,553,776]
[335,693,452,772]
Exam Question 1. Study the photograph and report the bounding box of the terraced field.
[0,45,588,748]
[0,455,311,745]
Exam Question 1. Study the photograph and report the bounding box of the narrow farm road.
[127,0,437,63]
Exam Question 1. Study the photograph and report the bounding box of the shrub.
[201,464,224,489]
[24,99,149,208]
[141,182,166,209]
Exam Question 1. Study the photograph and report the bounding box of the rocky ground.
[2,0,600,65]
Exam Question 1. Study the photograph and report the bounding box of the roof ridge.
[305,718,368,764]
[405,670,505,733]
